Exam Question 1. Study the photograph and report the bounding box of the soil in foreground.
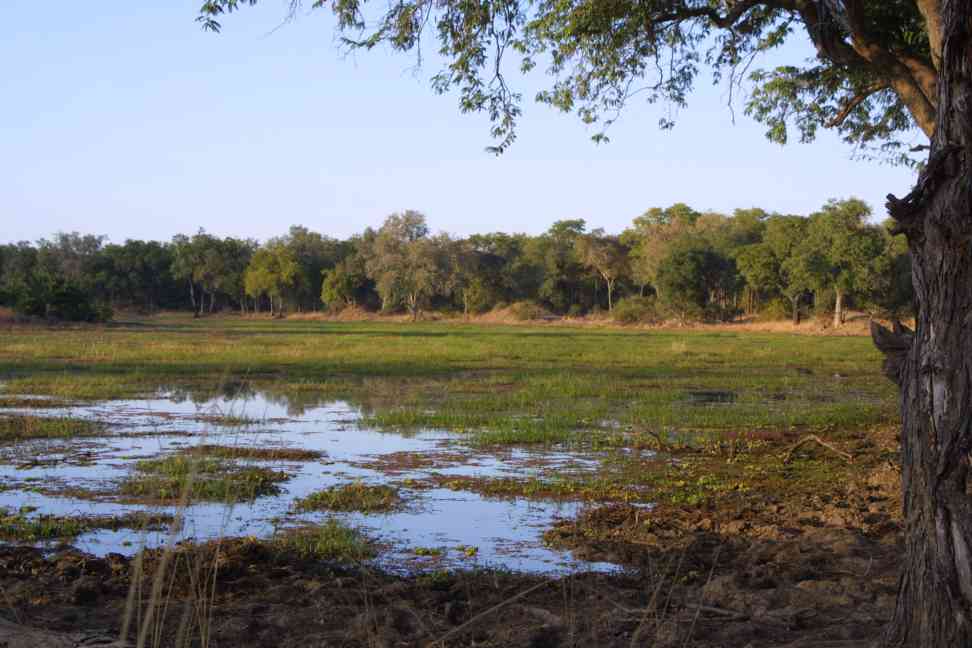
[0,429,902,648]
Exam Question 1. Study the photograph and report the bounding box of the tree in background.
[867,222,914,319]
[36,233,105,294]
[804,199,886,328]
[321,233,374,311]
[575,230,629,312]
[655,242,712,322]
[322,258,365,310]
[364,211,446,318]
[0,243,40,312]
[216,237,257,313]
[441,237,481,317]
[526,219,586,313]
[244,242,299,316]
[96,240,177,311]
[765,215,813,324]
[170,231,209,316]
[623,204,700,299]
[735,242,783,316]
[466,232,541,307]
[280,225,344,312]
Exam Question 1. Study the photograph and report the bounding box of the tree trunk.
[188,280,198,317]
[606,278,615,312]
[791,296,800,326]
[874,6,972,645]
[833,288,843,329]
[408,294,418,321]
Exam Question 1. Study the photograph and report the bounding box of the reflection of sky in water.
[0,390,623,574]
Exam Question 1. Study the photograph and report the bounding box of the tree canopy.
[199,1,935,162]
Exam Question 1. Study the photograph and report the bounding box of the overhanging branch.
[651,0,777,30]
[826,82,889,128]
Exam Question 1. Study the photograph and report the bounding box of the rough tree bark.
[871,2,972,645]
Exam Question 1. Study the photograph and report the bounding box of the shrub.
[612,296,660,325]
[754,298,791,322]
[703,303,740,323]
[814,288,836,325]
[508,301,546,321]
[13,284,110,323]
[567,303,586,318]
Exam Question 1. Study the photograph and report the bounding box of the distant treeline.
[0,198,911,325]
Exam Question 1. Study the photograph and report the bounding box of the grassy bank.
[0,314,897,446]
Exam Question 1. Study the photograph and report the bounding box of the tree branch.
[796,1,937,138]
[915,0,945,70]
[650,0,779,30]
[783,434,854,464]
[840,0,938,136]
[826,82,889,128]
[898,52,940,107]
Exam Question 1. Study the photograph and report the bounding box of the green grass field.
[0,315,898,446]
[0,314,903,557]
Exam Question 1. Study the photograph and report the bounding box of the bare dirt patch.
[347,450,473,475]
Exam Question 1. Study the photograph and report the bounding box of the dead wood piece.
[0,617,131,648]
[518,605,564,628]
[783,435,854,465]
[427,580,551,647]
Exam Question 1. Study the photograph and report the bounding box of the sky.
[1,1,923,244]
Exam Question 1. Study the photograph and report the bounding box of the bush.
[12,283,111,323]
[754,298,791,322]
[567,303,586,318]
[814,287,835,321]
[13,292,46,319]
[508,301,546,321]
[612,296,661,325]
[703,303,740,323]
[46,285,102,322]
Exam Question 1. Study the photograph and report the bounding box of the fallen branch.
[0,617,132,648]
[783,435,854,464]
[428,580,551,646]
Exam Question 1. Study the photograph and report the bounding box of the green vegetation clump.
[294,483,401,513]
[612,296,661,325]
[0,509,89,541]
[507,301,548,321]
[182,444,323,461]
[755,298,794,323]
[0,508,173,542]
[0,415,103,442]
[0,397,73,409]
[120,455,290,502]
[273,520,375,562]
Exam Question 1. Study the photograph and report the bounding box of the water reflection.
[0,387,619,574]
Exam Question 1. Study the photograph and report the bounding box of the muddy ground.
[0,428,902,648]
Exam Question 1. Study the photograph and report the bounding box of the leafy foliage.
[2,200,911,325]
[198,1,933,162]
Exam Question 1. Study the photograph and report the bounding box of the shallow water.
[0,389,622,574]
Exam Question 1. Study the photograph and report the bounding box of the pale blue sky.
[2,1,921,244]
